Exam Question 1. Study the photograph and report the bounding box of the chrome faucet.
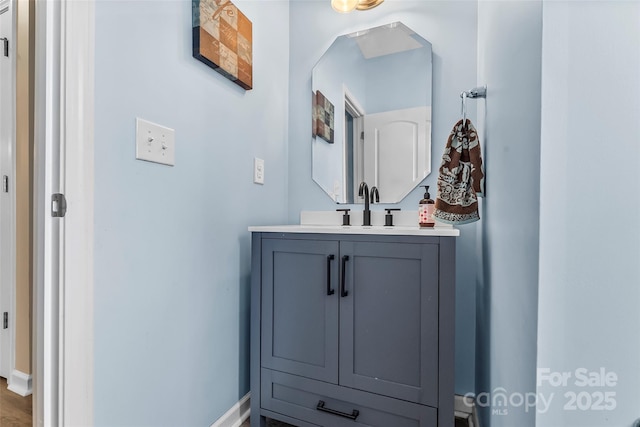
[358,182,371,226]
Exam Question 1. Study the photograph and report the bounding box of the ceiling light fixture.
[331,0,384,13]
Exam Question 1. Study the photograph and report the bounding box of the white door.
[363,106,431,203]
[0,0,13,381]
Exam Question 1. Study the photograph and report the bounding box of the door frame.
[33,0,94,425]
[0,0,16,384]
[343,86,365,202]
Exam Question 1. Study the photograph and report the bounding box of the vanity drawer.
[261,369,437,427]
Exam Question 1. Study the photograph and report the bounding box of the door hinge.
[0,38,8,57]
[360,131,364,140]
[3,312,7,329]
[51,193,67,217]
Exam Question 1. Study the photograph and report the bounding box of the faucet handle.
[336,208,351,226]
[384,208,401,227]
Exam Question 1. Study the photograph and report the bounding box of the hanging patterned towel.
[433,119,485,225]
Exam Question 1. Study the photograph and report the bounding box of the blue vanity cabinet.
[260,238,340,384]
[338,241,440,407]
[251,232,456,427]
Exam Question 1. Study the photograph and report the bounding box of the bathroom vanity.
[250,224,458,427]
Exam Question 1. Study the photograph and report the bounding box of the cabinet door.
[262,238,340,383]
[339,241,439,406]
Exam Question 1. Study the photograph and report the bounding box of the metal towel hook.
[461,86,487,99]
[460,91,467,129]
[459,85,487,129]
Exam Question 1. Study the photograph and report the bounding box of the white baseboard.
[211,392,251,427]
[7,369,32,396]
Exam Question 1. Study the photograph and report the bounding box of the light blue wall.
[476,2,542,426]
[93,1,289,425]
[288,0,478,395]
[537,2,640,426]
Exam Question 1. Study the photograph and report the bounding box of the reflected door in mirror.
[361,106,431,203]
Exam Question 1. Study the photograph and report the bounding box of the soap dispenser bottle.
[418,185,435,228]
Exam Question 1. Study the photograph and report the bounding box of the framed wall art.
[313,91,335,143]
[192,0,253,90]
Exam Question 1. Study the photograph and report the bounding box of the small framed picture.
[313,91,335,143]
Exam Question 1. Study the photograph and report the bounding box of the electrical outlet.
[135,118,175,166]
[254,157,265,184]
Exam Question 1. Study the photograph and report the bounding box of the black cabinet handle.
[341,255,349,297]
[316,400,359,421]
[326,255,335,295]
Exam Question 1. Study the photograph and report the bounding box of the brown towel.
[433,119,484,224]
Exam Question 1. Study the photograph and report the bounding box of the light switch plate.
[254,157,264,184]
[136,118,175,166]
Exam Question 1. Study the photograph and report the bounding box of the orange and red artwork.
[193,0,253,90]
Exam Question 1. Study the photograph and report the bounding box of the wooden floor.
[0,377,32,427]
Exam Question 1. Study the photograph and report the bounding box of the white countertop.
[248,224,460,237]
[249,210,460,237]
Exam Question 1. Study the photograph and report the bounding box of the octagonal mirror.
[311,22,433,204]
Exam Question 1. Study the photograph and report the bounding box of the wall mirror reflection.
[312,22,433,204]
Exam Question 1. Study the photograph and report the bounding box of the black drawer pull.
[326,255,335,295]
[316,400,359,421]
[341,255,349,297]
